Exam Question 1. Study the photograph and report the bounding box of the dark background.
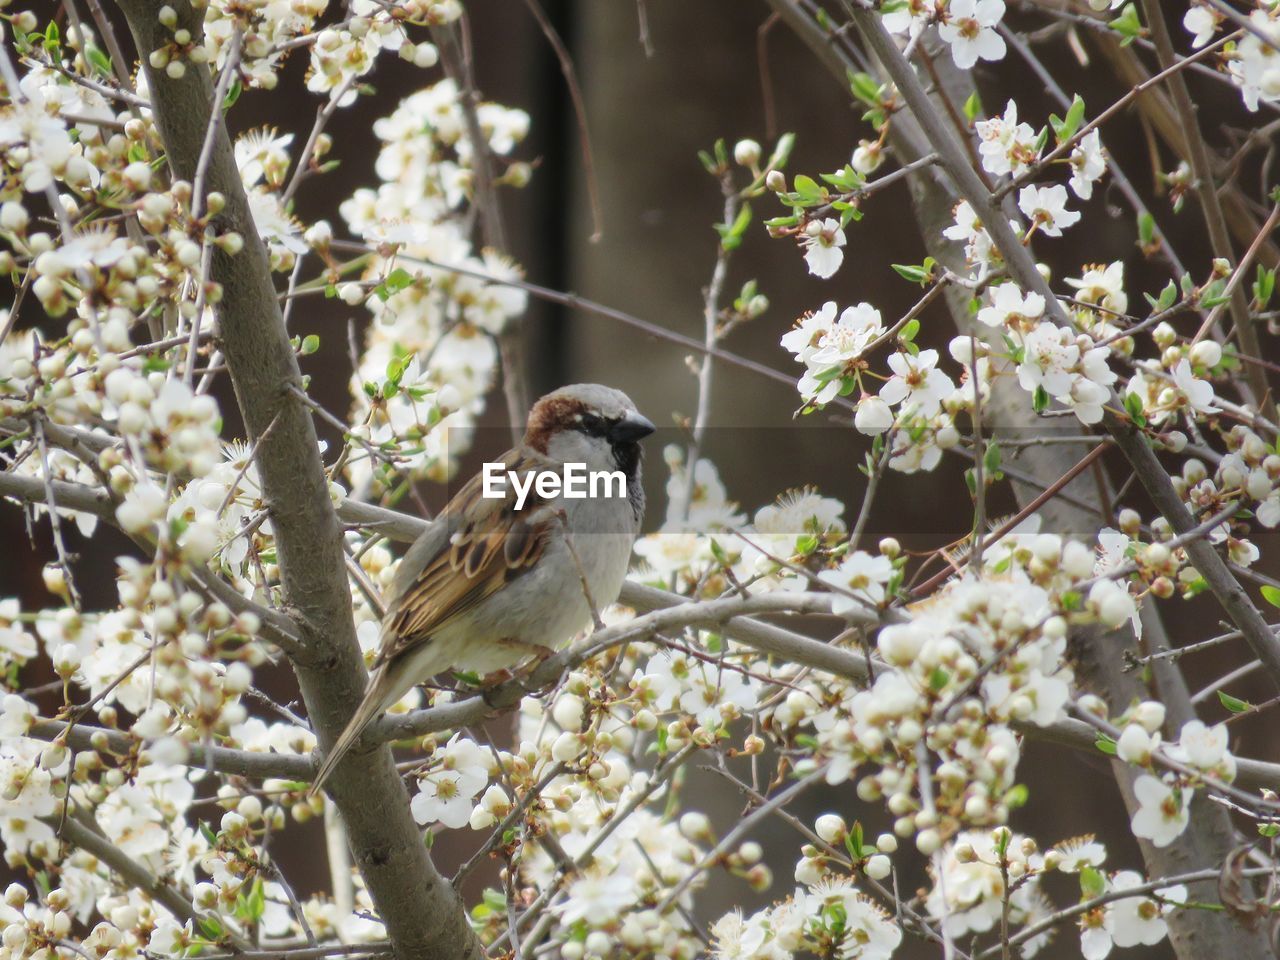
[7,3,1280,956]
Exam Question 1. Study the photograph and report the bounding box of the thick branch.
[110,4,481,958]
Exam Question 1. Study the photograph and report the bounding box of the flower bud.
[814,813,846,844]
[733,139,761,167]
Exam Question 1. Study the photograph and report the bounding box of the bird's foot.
[479,667,515,686]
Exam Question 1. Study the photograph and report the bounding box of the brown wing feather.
[373,448,556,668]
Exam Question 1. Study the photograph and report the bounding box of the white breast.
[435,491,640,675]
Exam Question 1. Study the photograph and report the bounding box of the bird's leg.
[554,507,606,632]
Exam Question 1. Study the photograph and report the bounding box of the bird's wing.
[374,447,556,668]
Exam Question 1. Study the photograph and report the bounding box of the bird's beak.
[609,413,656,443]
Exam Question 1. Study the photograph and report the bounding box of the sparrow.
[311,383,654,795]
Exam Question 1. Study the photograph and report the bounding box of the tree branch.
[48,813,204,931]
[109,4,482,957]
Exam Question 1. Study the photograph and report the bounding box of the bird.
[310,383,654,795]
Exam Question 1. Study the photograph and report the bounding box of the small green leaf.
[765,132,796,172]
[1137,211,1155,248]
[849,72,883,107]
[963,90,982,124]
[1032,384,1050,413]
[1217,690,1252,714]
[300,334,320,355]
[793,175,823,200]
[1109,3,1143,45]
[1094,733,1117,756]
[1261,584,1280,608]
[715,202,754,251]
[85,44,112,77]
[891,263,928,284]
[983,440,1002,476]
[1060,95,1086,142]
[1080,865,1106,898]
[1253,265,1276,309]
[1123,391,1146,427]
[223,77,243,110]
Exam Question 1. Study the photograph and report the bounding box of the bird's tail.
[309,671,392,798]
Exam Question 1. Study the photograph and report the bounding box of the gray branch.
[110,3,482,957]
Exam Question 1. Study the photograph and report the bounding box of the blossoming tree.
[2,2,1280,960]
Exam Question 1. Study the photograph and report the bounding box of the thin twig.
[516,0,603,241]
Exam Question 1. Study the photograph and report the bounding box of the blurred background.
[7,3,1280,956]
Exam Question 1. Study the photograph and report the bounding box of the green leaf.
[1108,3,1143,45]
[899,318,920,343]
[1080,865,1106,898]
[1259,823,1279,838]
[300,334,320,356]
[849,72,883,107]
[1094,733,1117,756]
[793,175,823,200]
[846,821,864,860]
[12,20,31,55]
[1261,584,1280,608]
[891,263,928,284]
[1060,95,1086,142]
[199,917,224,940]
[715,202,754,251]
[223,77,243,111]
[235,876,266,923]
[765,132,796,172]
[386,353,411,386]
[1137,211,1155,248]
[85,44,113,78]
[1032,384,1050,413]
[1254,266,1276,310]
[385,267,413,292]
[374,267,415,302]
[963,90,982,124]
[44,21,62,57]
[1123,390,1146,427]
[983,440,1002,476]
[1003,783,1029,810]
[928,667,950,691]
[1217,689,1252,714]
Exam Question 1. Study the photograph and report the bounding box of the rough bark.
[111,4,482,957]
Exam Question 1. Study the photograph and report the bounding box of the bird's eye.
[579,413,608,437]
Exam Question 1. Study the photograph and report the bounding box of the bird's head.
[525,383,655,476]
